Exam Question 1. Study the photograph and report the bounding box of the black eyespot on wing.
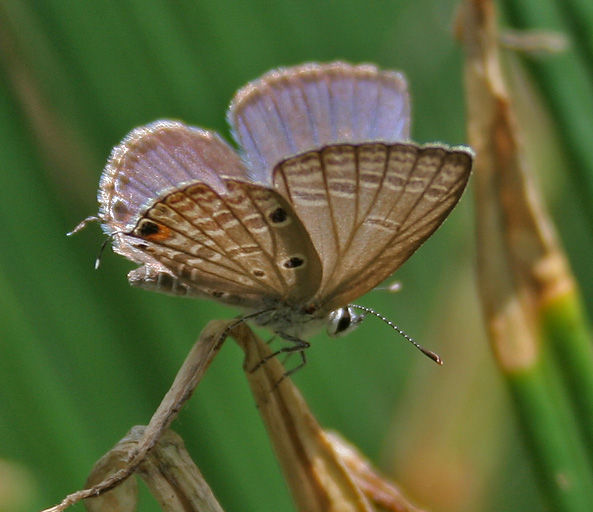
[284,256,304,268]
[269,207,288,223]
[138,220,160,236]
[253,269,265,277]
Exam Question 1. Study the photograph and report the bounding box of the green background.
[1,1,590,511]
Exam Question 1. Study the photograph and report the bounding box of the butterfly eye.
[327,306,365,337]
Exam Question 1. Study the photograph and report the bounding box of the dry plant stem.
[84,438,138,512]
[460,0,570,369]
[501,0,593,465]
[324,432,424,512]
[232,323,371,512]
[498,28,568,54]
[231,323,424,512]
[459,0,593,510]
[41,319,231,512]
[501,0,593,229]
[136,428,225,512]
[40,318,423,512]
[83,427,225,512]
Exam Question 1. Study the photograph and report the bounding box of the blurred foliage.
[0,1,590,511]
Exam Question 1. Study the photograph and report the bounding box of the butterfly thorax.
[252,303,329,340]
[251,301,366,340]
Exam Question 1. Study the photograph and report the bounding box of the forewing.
[228,61,410,183]
[273,143,473,310]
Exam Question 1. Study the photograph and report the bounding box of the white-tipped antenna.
[348,304,443,365]
[93,238,111,269]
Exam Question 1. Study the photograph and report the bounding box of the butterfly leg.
[281,348,307,379]
[249,333,310,378]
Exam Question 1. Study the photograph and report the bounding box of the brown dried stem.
[42,319,424,512]
[84,427,225,512]
[40,319,230,512]
[232,323,423,512]
[458,1,593,509]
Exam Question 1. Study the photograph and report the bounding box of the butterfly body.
[250,303,327,339]
[95,62,473,346]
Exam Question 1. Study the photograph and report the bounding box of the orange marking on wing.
[142,222,173,242]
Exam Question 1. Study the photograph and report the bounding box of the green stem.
[541,290,593,466]
[508,360,593,512]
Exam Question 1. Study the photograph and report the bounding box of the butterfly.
[85,62,472,366]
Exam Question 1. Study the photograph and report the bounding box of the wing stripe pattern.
[322,145,472,309]
[144,191,258,277]
[143,187,283,292]
[125,263,265,309]
[135,208,275,295]
[272,143,472,309]
[125,180,322,304]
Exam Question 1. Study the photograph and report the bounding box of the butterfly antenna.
[67,215,100,236]
[68,217,121,270]
[94,230,128,269]
[348,304,443,365]
[94,238,110,269]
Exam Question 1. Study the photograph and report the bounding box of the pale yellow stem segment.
[457,0,575,371]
